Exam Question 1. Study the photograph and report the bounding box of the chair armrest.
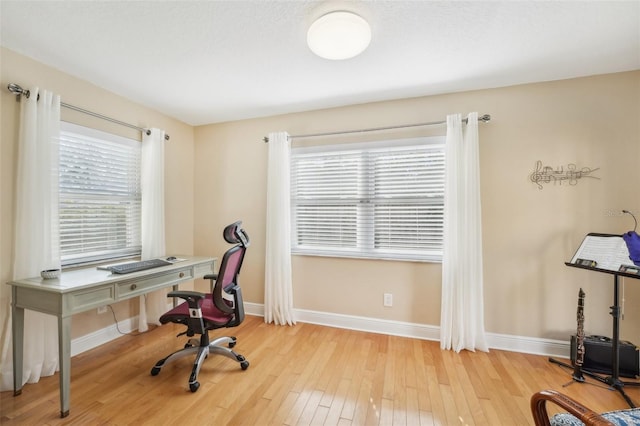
[226,284,245,326]
[530,390,613,426]
[167,290,205,309]
[204,274,218,292]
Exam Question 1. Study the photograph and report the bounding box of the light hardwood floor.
[2,315,638,425]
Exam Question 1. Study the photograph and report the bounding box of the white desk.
[9,256,215,418]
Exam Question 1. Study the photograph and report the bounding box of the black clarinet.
[573,288,585,382]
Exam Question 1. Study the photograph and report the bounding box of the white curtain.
[264,132,296,325]
[138,128,166,332]
[440,112,488,353]
[0,88,61,391]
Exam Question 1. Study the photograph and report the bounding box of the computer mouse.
[166,256,177,261]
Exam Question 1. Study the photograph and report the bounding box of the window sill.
[291,251,441,264]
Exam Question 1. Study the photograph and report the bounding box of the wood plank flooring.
[2,315,638,425]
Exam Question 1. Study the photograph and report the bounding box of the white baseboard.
[244,302,570,358]
[486,331,569,358]
[71,303,570,359]
[71,316,138,357]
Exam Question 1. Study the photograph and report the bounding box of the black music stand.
[549,233,640,408]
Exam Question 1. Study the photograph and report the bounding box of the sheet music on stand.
[570,233,637,274]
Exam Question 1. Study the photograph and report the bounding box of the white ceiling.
[1,1,639,126]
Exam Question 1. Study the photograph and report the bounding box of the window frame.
[59,122,142,267]
[290,136,445,262]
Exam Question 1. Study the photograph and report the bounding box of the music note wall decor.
[529,160,600,190]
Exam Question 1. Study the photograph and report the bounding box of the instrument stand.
[550,267,640,408]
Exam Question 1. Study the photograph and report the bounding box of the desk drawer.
[69,286,115,313]
[116,267,194,299]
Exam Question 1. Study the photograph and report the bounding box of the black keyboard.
[108,259,172,274]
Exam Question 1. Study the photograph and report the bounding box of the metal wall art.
[529,160,600,190]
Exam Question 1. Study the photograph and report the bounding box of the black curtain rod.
[262,114,491,143]
[7,83,170,141]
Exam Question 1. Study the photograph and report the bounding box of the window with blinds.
[291,137,445,262]
[59,122,141,266]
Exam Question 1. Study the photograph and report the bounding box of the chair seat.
[551,408,640,426]
[160,296,233,327]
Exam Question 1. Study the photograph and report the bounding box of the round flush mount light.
[307,11,371,60]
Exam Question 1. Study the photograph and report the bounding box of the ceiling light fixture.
[307,11,371,60]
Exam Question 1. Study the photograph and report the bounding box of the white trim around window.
[290,137,445,262]
[59,122,142,266]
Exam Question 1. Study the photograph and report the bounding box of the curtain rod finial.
[263,136,269,143]
[7,82,30,98]
[479,114,491,122]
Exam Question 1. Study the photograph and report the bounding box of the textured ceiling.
[1,1,639,126]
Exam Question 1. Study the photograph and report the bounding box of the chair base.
[151,334,249,392]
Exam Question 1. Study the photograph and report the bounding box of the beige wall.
[194,71,640,342]
[2,45,638,347]
[1,47,197,338]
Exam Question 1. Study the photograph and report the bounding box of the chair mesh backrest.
[212,229,248,314]
[218,246,244,290]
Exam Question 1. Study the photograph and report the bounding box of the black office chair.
[150,221,250,392]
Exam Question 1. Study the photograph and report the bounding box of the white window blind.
[59,122,141,266]
[291,137,445,262]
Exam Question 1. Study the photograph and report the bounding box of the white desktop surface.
[15,264,156,291]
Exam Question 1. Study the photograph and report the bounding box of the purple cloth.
[622,231,640,266]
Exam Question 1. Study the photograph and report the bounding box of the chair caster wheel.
[190,381,200,392]
[150,366,161,376]
[229,340,236,348]
[240,360,250,370]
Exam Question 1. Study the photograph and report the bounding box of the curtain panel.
[440,112,488,353]
[139,128,167,331]
[264,131,296,325]
[1,88,61,391]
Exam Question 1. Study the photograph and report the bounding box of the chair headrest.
[223,221,250,247]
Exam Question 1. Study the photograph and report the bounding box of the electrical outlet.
[97,306,108,314]
[383,293,393,307]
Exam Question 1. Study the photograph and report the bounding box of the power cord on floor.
[107,304,133,335]
[106,299,158,336]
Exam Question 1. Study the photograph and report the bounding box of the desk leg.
[11,287,24,396]
[173,284,180,307]
[58,315,71,418]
